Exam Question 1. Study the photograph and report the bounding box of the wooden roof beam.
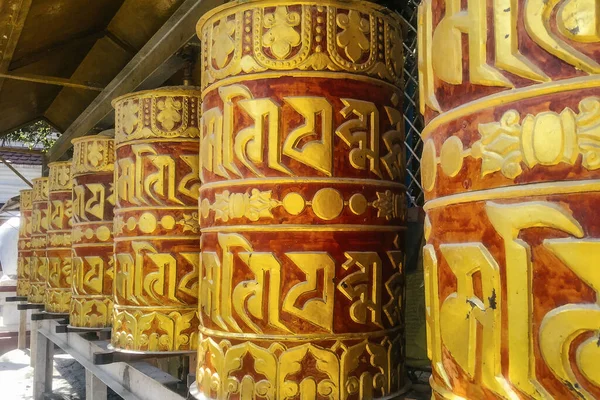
[0,0,33,92]
[47,0,225,162]
[0,72,103,91]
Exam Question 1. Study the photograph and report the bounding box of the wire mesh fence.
[397,0,425,207]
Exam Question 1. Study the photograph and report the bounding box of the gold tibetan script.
[200,84,404,181]
[200,233,399,334]
[418,0,600,113]
[425,201,600,398]
[116,144,199,206]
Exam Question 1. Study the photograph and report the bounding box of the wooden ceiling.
[0,0,186,134]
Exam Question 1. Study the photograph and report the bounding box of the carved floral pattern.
[212,17,236,68]
[197,1,403,90]
[157,97,183,131]
[263,6,301,60]
[336,10,370,62]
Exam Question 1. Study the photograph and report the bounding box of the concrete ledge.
[37,319,183,400]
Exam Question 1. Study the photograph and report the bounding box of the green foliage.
[2,120,58,151]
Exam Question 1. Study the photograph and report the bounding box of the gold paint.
[348,193,368,215]
[338,252,383,327]
[418,0,441,114]
[48,161,73,192]
[424,179,600,210]
[282,97,333,176]
[538,239,600,399]
[524,0,600,74]
[113,87,201,143]
[463,97,599,179]
[310,188,344,220]
[423,245,451,388]
[45,162,74,314]
[112,87,201,351]
[557,0,600,43]
[17,189,33,297]
[208,189,280,221]
[195,0,406,396]
[421,75,600,140]
[201,224,405,233]
[29,178,49,304]
[201,177,406,191]
[201,83,403,181]
[431,0,511,88]
[71,135,115,175]
[485,201,583,398]
[196,0,403,91]
[439,137,464,177]
[421,139,437,192]
[282,253,336,332]
[201,70,402,100]
[372,190,404,220]
[282,192,306,215]
[112,307,198,352]
[439,243,516,398]
[193,333,404,400]
[20,189,33,210]
[199,325,402,341]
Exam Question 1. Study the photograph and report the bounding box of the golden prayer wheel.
[30,178,49,304]
[192,1,406,398]
[45,161,73,314]
[111,86,201,352]
[419,0,600,398]
[17,189,33,297]
[70,134,115,328]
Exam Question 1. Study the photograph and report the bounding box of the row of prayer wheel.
[13,0,408,398]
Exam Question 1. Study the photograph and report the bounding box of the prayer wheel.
[70,134,115,328]
[17,189,33,297]
[111,87,201,352]
[419,0,600,398]
[30,178,49,304]
[45,161,73,314]
[192,1,406,398]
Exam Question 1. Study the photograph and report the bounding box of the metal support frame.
[35,319,185,400]
[0,153,33,186]
[6,296,28,302]
[47,0,225,162]
[31,312,68,321]
[18,303,45,310]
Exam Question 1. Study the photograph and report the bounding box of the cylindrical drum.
[45,161,73,313]
[30,178,49,304]
[70,134,115,328]
[419,1,600,399]
[192,1,406,398]
[17,189,33,297]
[111,86,201,352]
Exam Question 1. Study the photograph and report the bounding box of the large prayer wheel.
[192,1,406,398]
[419,0,600,398]
[17,189,33,297]
[111,87,201,352]
[70,134,115,328]
[45,161,73,314]
[30,178,49,304]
